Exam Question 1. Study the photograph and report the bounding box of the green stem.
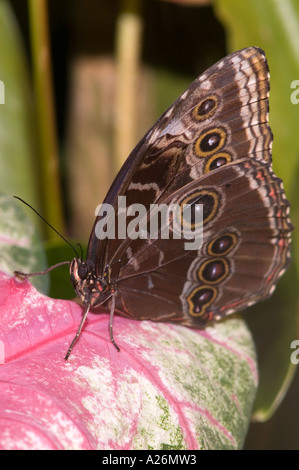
[28,0,64,238]
[114,0,143,170]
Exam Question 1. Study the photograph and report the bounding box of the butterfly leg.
[64,303,90,360]
[109,293,120,352]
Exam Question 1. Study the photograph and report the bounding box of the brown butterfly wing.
[86,47,292,326]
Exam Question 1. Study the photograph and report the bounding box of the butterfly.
[15,47,292,359]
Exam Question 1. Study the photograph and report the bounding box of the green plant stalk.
[28,0,64,238]
[114,0,143,171]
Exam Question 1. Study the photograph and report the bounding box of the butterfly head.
[70,258,112,308]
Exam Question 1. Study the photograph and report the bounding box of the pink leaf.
[0,271,257,450]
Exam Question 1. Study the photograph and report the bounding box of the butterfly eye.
[193,95,218,121]
[194,127,226,157]
[78,263,88,279]
[180,189,221,228]
[205,152,232,173]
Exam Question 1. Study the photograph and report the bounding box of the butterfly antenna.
[13,196,80,259]
[75,242,84,261]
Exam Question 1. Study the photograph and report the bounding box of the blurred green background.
[0,0,298,449]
